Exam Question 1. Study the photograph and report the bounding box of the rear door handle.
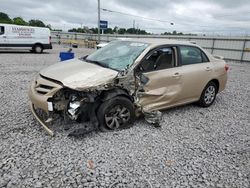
[205,67,212,71]
[2,36,7,38]
[172,72,181,78]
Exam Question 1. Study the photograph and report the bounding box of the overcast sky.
[1,0,250,35]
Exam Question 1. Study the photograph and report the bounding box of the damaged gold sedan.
[29,39,228,136]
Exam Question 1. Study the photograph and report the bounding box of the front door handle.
[2,36,7,38]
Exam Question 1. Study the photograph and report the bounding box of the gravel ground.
[0,45,249,188]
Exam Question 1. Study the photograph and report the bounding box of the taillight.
[49,36,51,43]
[225,64,229,71]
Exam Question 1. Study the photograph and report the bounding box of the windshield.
[86,40,149,71]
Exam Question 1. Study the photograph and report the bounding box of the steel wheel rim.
[36,46,42,53]
[104,105,130,129]
[204,85,216,104]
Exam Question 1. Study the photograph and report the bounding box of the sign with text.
[100,20,108,30]
[12,27,35,38]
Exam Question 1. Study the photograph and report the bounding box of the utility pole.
[97,0,100,43]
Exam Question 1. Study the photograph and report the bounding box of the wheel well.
[100,88,133,102]
[210,79,219,92]
[33,43,44,49]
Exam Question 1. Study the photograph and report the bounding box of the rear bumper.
[218,73,228,93]
[44,43,53,49]
[29,102,54,136]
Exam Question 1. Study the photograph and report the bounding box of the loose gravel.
[0,46,249,188]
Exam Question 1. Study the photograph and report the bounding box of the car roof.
[0,23,50,30]
[117,38,198,47]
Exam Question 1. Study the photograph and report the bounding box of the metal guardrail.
[51,31,250,62]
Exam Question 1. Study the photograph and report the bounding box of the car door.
[0,25,8,46]
[175,45,214,102]
[136,46,183,111]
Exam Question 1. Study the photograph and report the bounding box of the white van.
[0,24,52,53]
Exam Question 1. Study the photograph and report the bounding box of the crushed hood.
[40,58,118,90]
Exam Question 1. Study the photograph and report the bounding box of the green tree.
[90,28,98,34]
[126,28,136,34]
[126,28,148,35]
[28,19,46,27]
[113,26,118,33]
[0,12,12,24]
[46,24,52,30]
[104,28,113,34]
[52,29,62,32]
[77,28,85,33]
[13,17,27,25]
[138,29,148,35]
[118,28,126,34]
[68,28,77,32]
[162,32,171,35]
[68,26,91,33]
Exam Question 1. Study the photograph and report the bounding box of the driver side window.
[139,47,175,72]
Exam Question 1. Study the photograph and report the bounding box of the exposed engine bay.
[30,70,162,137]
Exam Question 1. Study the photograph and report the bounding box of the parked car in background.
[96,42,108,49]
[29,39,228,136]
[0,24,52,53]
[96,38,132,49]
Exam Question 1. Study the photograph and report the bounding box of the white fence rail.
[51,31,250,62]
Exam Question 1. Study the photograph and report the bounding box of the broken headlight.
[67,95,87,120]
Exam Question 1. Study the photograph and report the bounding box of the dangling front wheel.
[97,97,135,131]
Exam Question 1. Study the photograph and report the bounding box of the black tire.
[97,96,135,132]
[33,44,43,53]
[198,81,218,107]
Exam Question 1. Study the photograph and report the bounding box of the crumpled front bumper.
[28,75,63,136]
[29,102,54,136]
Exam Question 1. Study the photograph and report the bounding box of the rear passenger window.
[0,26,4,35]
[180,46,209,65]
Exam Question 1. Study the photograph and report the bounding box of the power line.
[101,7,249,29]
[101,8,174,25]
[101,8,218,28]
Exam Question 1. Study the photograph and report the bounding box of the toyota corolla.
[28,39,228,136]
